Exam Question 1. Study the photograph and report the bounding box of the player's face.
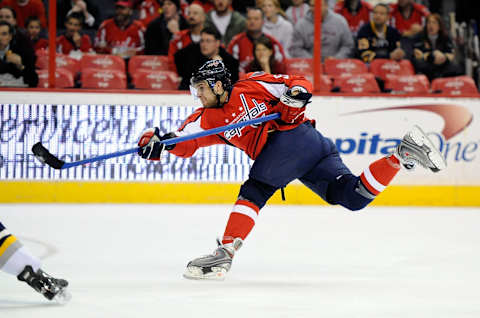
[27,20,41,38]
[373,6,388,26]
[426,16,440,35]
[193,81,217,108]
[0,25,12,50]
[246,9,263,32]
[0,8,16,26]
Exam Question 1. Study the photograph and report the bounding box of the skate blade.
[411,125,447,172]
[52,289,72,305]
[183,266,227,281]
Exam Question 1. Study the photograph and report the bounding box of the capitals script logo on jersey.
[224,93,268,140]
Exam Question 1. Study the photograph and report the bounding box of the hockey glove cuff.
[278,86,312,124]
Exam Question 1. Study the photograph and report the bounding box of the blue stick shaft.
[61,113,280,169]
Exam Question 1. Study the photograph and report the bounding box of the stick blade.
[32,142,65,169]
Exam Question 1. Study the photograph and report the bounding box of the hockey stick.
[32,113,281,170]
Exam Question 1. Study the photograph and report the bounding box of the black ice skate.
[183,238,243,280]
[17,265,71,304]
[395,125,447,172]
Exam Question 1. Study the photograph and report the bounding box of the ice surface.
[1,204,479,318]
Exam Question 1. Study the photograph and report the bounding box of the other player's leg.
[0,222,71,303]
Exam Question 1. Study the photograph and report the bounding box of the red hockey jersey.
[389,3,429,35]
[227,32,286,73]
[168,29,195,71]
[169,72,312,160]
[57,34,92,55]
[94,19,145,55]
[334,1,372,35]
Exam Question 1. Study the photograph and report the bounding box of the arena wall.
[1,90,479,206]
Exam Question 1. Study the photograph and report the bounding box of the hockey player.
[137,60,446,280]
[0,222,70,303]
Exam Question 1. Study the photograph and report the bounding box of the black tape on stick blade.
[32,142,65,170]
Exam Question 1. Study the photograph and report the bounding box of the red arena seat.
[324,58,368,76]
[37,68,75,88]
[81,68,126,89]
[431,76,479,96]
[35,54,80,75]
[81,54,126,72]
[128,55,173,74]
[334,73,380,93]
[132,70,180,90]
[369,59,414,80]
[385,74,430,94]
[285,58,314,76]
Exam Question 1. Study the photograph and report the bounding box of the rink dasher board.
[0,92,479,206]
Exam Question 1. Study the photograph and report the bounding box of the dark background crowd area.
[0,0,478,94]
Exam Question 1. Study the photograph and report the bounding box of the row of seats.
[35,54,480,96]
[36,54,178,89]
[285,58,479,95]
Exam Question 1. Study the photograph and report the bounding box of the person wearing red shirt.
[389,0,430,37]
[168,3,206,71]
[334,0,372,35]
[137,59,446,280]
[57,12,92,56]
[94,1,145,58]
[227,7,286,73]
[138,0,162,27]
[0,0,47,29]
[25,16,47,51]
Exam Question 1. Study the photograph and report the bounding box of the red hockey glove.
[278,86,312,124]
[138,128,176,161]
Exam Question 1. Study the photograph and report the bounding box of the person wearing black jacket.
[0,21,38,87]
[412,13,462,81]
[144,0,188,55]
[174,26,239,90]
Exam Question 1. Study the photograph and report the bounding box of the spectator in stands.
[144,0,188,55]
[227,7,286,73]
[204,0,246,46]
[290,0,354,60]
[57,12,93,57]
[232,0,255,15]
[0,21,38,87]
[0,0,46,29]
[95,1,145,58]
[25,16,47,51]
[168,4,206,70]
[286,0,310,26]
[174,26,239,89]
[138,0,162,27]
[192,0,215,13]
[57,0,100,30]
[334,0,372,36]
[0,7,36,67]
[262,0,293,57]
[412,13,462,81]
[245,35,286,74]
[356,3,405,63]
[389,0,430,38]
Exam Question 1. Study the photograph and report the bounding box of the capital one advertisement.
[307,96,479,186]
[0,95,478,186]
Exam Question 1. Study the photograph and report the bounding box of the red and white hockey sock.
[360,155,401,197]
[222,199,260,245]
